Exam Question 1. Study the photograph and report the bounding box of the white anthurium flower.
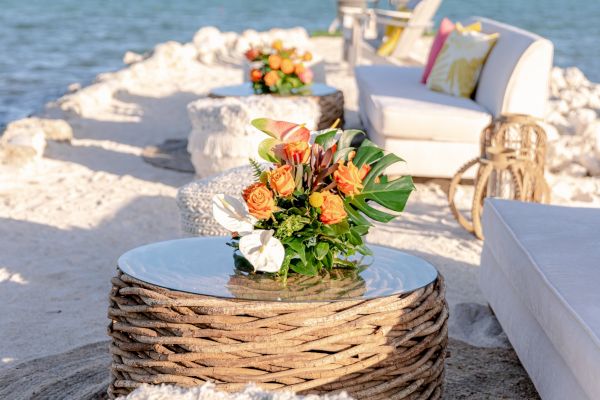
[239,230,285,273]
[212,194,257,236]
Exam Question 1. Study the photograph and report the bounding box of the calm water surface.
[1,0,599,127]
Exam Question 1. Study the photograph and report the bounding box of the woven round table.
[209,82,344,130]
[108,237,448,399]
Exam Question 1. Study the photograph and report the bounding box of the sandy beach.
[1,27,600,398]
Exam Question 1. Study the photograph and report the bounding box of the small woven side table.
[108,237,448,399]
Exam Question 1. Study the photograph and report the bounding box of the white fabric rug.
[121,383,353,400]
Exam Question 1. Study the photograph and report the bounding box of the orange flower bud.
[281,58,294,74]
[264,70,280,87]
[272,39,283,51]
[358,164,371,180]
[250,69,263,82]
[245,48,259,61]
[294,63,305,75]
[333,161,365,196]
[242,183,275,220]
[303,51,313,61]
[268,54,282,70]
[320,192,347,225]
[269,165,295,197]
[284,141,310,164]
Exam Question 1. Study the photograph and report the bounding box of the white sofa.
[355,17,553,177]
[480,199,600,400]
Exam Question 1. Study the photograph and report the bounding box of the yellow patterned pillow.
[426,26,498,98]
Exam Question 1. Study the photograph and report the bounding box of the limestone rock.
[579,153,600,176]
[39,118,73,142]
[67,82,81,93]
[567,108,597,135]
[193,26,226,64]
[0,119,46,165]
[123,51,144,65]
[564,66,589,88]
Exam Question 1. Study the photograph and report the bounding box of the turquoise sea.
[1,0,599,127]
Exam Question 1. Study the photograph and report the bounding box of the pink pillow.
[421,18,455,84]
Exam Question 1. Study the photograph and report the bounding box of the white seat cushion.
[355,65,492,143]
[482,199,600,400]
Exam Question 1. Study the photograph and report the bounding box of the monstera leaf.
[345,153,415,224]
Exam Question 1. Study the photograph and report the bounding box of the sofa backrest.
[465,17,553,118]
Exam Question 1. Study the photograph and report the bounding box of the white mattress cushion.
[482,199,600,400]
[355,65,492,142]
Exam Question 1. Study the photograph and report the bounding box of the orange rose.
[284,141,310,164]
[250,69,263,82]
[269,165,295,197]
[320,192,347,225]
[268,54,281,70]
[242,183,275,220]
[333,161,365,196]
[294,63,305,75]
[303,51,313,61]
[281,58,294,74]
[264,70,279,87]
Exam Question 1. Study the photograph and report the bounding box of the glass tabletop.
[118,237,438,302]
[209,82,339,98]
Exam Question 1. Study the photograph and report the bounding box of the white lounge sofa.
[355,17,553,177]
[480,199,600,400]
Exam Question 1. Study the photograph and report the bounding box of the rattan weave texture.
[108,270,447,399]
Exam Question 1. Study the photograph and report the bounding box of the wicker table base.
[108,270,448,399]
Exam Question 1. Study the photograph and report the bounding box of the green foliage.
[249,158,263,181]
[275,215,309,239]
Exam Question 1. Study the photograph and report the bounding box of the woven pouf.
[176,165,254,236]
[108,270,448,399]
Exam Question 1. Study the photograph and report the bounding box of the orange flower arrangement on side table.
[212,118,414,278]
[245,40,313,95]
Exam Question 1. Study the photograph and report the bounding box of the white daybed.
[480,199,600,400]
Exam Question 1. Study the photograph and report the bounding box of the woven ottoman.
[176,165,253,236]
[107,237,448,399]
[187,84,343,177]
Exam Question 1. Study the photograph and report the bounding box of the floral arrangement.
[212,118,414,280]
[245,40,313,95]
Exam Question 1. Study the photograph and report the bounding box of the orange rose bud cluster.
[268,54,281,70]
[320,192,347,225]
[250,69,263,82]
[284,141,310,164]
[334,161,370,196]
[280,58,294,74]
[243,183,275,220]
[264,70,279,87]
[269,165,295,197]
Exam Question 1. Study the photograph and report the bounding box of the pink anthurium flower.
[251,118,310,143]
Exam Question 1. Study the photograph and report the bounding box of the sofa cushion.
[355,65,492,143]
[467,17,553,118]
[482,199,600,400]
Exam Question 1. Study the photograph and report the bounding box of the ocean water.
[1,0,599,128]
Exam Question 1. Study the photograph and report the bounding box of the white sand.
[1,30,599,370]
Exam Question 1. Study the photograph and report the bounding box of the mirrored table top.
[209,82,339,98]
[118,237,438,302]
